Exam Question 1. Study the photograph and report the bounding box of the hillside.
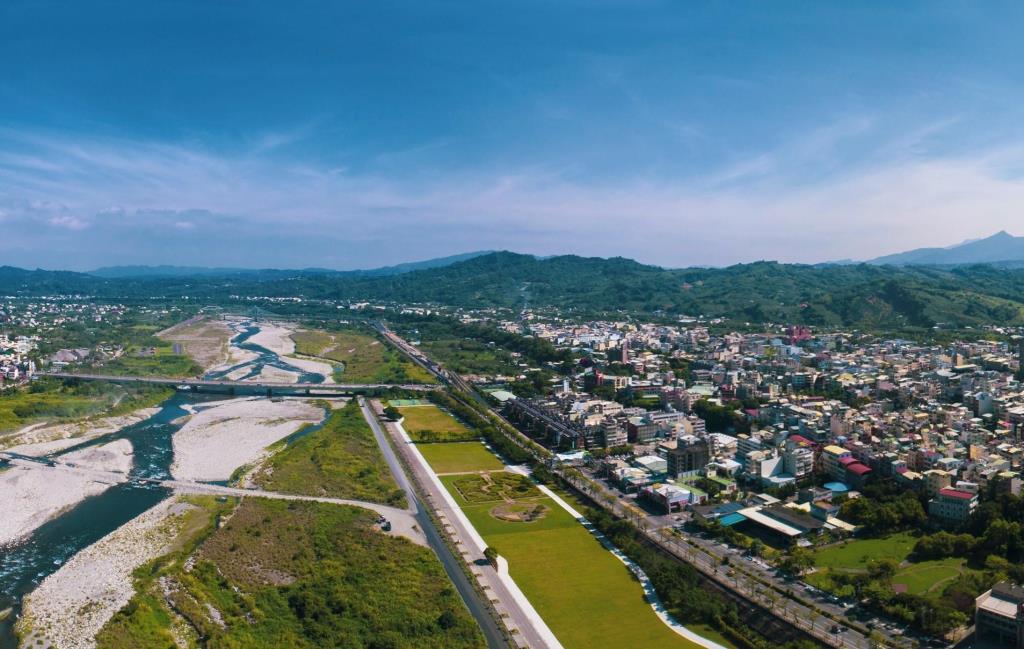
[6,253,1024,328]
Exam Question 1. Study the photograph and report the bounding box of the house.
[929,487,978,525]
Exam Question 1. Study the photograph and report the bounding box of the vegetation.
[449,471,541,503]
[428,391,535,464]
[0,379,172,434]
[97,497,484,649]
[99,344,202,377]
[291,326,435,384]
[17,253,1024,328]
[416,442,505,474]
[396,404,476,442]
[255,400,406,507]
[441,475,701,648]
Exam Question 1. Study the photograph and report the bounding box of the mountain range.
[9,239,1024,329]
[867,230,1024,266]
[88,251,493,279]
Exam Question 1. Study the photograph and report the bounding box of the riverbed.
[0,320,331,648]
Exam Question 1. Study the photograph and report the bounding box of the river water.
[0,321,330,647]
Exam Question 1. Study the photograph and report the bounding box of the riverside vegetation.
[94,497,484,649]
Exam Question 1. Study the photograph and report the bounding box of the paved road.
[368,399,556,649]
[357,398,512,649]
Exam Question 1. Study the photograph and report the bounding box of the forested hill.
[6,253,1024,328]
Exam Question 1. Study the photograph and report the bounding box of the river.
[0,321,331,647]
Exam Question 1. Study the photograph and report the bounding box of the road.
[367,399,558,649]
[356,398,513,649]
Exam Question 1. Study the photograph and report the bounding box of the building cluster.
[0,334,37,386]
[504,323,1024,534]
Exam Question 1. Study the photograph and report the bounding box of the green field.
[398,404,476,442]
[807,532,970,597]
[417,442,505,473]
[254,400,406,507]
[291,328,435,384]
[813,532,917,571]
[892,559,966,595]
[439,474,701,648]
[95,498,484,649]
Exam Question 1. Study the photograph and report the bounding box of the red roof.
[788,434,815,446]
[846,463,872,476]
[938,488,975,500]
[839,456,858,466]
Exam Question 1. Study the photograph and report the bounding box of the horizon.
[6,3,1024,269]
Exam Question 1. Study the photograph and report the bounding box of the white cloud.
[2,122,1024,268]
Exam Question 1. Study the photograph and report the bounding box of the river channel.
[0,321,327,647]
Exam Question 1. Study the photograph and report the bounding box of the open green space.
[813,532,916,571]
[96,497,484,649]
[417,442,505,474]
[398,404,476,442]
[254,400,406,507]
[449,471,541,503]
[439,474,701,648]
[291,327,436,384]
[807,532,972,598]
[892,560,965,595]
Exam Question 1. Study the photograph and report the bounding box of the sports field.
[439,473,702,648]
[398,404,477,442]
[417,442,505,474]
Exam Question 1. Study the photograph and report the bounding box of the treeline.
[838,484,926,536]
[586,507,817,649]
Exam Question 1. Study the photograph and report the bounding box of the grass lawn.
[417,442,505,474]
[399,404,476,442]
[254,400,406,507]
[892,559,965,595]
[813,532,917,571]
[439,474,701,648]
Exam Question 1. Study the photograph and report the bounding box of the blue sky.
[3,1,1024,270]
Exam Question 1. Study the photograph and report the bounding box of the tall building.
[663,436,710,477]
[976,582,1024,647]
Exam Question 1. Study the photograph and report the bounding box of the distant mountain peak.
[868,230,1024,266]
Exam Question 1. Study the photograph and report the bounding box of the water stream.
[0,321,331,647]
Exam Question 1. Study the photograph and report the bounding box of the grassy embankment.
[291,327,435,384]
[95,496,484,649]
[0,379,172,435]
[254,400,406,507]
[805,532,972,596]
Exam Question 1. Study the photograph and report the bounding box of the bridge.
[36,372,437,396]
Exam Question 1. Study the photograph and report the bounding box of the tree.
[382,405,402,421]
[483,546,499,569]
[775,547,814,576]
